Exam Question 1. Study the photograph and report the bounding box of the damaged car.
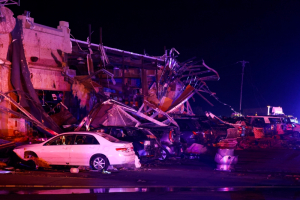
[13,132,135,171]
[94,126,162,161]
[204,112,248,143]
[175,118,204,147]
[246,115,287,138]
[139,124,182,160]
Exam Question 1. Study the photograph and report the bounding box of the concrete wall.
[17,15,74,91]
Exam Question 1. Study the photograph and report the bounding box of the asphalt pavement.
[1,148,300,199]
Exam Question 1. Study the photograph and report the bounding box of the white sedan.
[13,132,135,170]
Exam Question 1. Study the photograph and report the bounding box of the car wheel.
[158,148,169,161]
[24,151,37,159]
[90,155,109,171]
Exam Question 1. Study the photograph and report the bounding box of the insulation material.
[72,80,89,108]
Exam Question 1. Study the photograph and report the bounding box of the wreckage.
[0,5,220,144]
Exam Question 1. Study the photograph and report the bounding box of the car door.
[39,134,75,165]
[70,134,100,166]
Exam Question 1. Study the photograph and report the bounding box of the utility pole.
[238,60,249,116]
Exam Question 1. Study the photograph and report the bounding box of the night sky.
[7,0,300,117]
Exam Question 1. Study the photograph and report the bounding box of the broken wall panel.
[29,67,72,91]
[18,15,72,67]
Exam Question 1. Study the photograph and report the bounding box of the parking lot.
[2,147,300,199]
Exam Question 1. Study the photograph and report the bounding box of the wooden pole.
[100,27,102,44]
[89,24,92,42]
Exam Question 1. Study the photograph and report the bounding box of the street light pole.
[238,60,249,116]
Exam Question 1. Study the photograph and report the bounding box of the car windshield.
[95,132,120,142]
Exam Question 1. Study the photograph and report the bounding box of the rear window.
[96,133,120,143]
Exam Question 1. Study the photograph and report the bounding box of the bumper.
[107,152,135,165]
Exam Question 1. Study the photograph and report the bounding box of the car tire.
[158,148,169,161]
[90,154,109,171]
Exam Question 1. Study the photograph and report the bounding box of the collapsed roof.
[0,8,221,135]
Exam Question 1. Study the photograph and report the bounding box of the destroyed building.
[0,7,220,140]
